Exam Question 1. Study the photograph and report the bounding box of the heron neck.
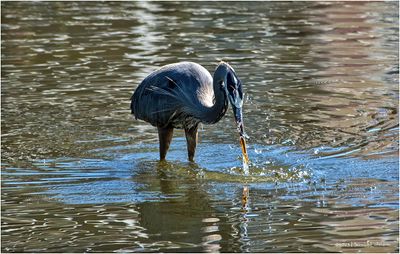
[204,74,227,124]
[190,66,228,124]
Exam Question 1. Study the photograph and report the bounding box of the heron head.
[225,70,244,110]
[216,62,244,108]
[218,63,244,126]
[217,62,249,165]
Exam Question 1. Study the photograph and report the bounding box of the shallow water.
[1,1,399,253]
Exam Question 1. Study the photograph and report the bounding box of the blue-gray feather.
[131,62,228,129]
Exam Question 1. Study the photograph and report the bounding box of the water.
[1,1,399,252]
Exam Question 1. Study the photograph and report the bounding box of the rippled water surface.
[2,1,399,253]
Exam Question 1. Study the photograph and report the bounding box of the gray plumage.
[130,61,244,161]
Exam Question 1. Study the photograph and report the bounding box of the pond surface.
[1,1,399,253]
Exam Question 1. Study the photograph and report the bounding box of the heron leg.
[185,125,198,162]
[158,126,174,161]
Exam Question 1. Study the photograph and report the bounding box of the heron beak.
[233,106,249,165]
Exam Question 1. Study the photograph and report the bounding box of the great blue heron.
[130,61,249,163]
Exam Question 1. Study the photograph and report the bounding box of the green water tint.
[2,1,398,252]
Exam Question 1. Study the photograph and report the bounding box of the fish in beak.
[233,105,249,165]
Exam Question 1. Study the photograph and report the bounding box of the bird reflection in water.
[242,185,250,209]
[240,185,251,250]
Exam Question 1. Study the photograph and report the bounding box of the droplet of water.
[254,148,262,154]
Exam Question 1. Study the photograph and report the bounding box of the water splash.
[242,158,249,175]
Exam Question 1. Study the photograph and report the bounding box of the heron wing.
[130,62,213,128]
